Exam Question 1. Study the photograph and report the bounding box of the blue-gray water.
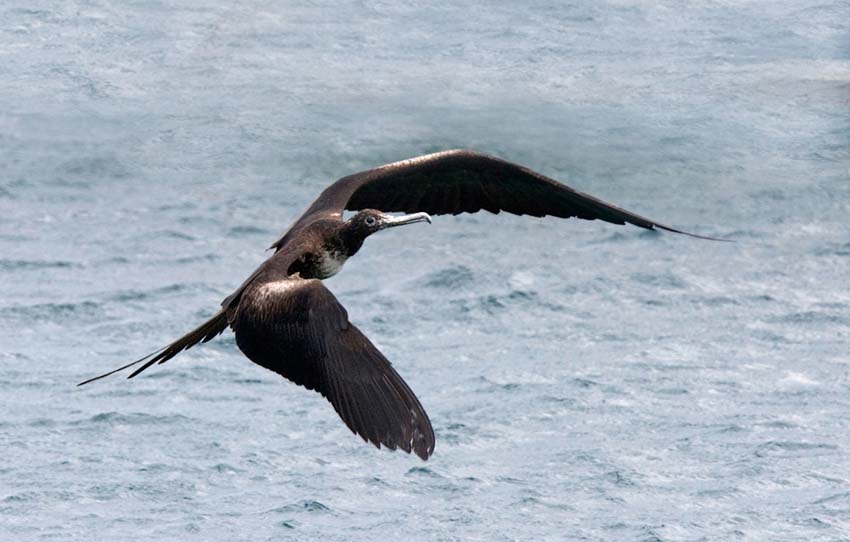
[2,2,849,540]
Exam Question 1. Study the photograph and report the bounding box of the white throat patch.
[317,249,347,278]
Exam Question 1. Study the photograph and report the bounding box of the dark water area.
[2,1,849,540]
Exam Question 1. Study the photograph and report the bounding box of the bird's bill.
[380,212,432,229]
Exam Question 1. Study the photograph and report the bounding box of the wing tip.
[655,224,734,242]
[414,439,436,461]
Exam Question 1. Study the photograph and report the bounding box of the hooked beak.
[380,212,432,229]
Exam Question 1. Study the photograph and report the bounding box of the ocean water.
[2,1,849,540]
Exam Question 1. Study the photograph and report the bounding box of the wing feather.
[233,277,435,459]
[294,149,723,241]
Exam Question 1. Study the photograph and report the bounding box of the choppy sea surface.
[2,2,849,540]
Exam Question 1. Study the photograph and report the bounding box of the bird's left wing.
[233,276,435,460]
[294,149,722,241]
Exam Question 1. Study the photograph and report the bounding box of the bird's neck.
[334,222,367,258]
[285,221,369,280]
[290,225,362,280]
[312,230,363,279]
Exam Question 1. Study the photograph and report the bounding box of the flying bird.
[80,149,720,460]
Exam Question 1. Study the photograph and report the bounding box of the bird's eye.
[365,216,377,226]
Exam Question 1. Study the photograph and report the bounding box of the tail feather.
[78,310,229,386]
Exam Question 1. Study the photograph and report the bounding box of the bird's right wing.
[234,276,435,460]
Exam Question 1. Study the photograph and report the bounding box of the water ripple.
[0,259,78,271]
[79,412,195,426]
[754,441,839,458]
[265,500,331,514]
[0,301,103,322]
[421,265,475,289]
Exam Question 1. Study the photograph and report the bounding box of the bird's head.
[337,209,432,254]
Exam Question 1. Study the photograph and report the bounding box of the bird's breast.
[315,249,348,279]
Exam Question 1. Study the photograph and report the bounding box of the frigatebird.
[80,149,719,460]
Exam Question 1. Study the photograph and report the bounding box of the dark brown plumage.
[80,149,721,460]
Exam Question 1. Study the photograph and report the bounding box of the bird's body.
[81,149,720,460]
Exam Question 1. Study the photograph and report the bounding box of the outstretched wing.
[297,149,719,240]
[234,276,435,460]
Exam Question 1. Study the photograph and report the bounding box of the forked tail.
[78,310,230,386]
